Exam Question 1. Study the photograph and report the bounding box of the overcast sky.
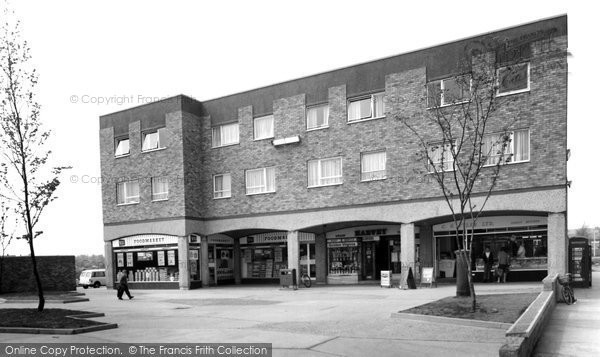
[3,0,597,256]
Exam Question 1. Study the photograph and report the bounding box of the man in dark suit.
[482,246,495,282]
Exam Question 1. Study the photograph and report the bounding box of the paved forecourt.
[1,281,544,357]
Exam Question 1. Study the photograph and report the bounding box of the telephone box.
[568,237,592,288]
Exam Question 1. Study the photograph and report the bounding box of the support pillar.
[419,225,434,268]
[104,241,115,289]
[548,212,567,276]
[233,238,242,284]
[200,235,210,287]
[178,236,190,290]
[287,231,300,283]
[315,233,327,284]
[401,223,416,274]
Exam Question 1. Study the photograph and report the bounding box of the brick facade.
[0,256,76,293]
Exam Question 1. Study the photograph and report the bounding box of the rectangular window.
[306,104,329,130]
[245,167,276,195]
[142,128,166,152]
[115,137,130,157]
[347,92,385,122]
[116,180,140,205]
[308,157,343,187]
[151,176,169,201]
[482,129,530,166]
[428,142,455,172]
[213,173,232,199]
[253,115,274,140]
[497,63,530,95]
[212,123,239,147]
[427,75,471,107]
[361,151,386,181]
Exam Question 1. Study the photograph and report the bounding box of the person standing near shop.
[497,246,511,283]
[117,270,134,300]
[482,246,495,283]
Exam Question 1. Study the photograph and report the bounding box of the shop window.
[114,137,130,157]
[427,75,471,107]
[306,104,329,130]
[253,114,274,140]
[242,245,288,279]
[116,180,139,205]
[245,167,276,195]
[347,92,385,122]
[328,239,360,276]
[428,141,455,172]
[213,173,232,199]
[361,150,386,181]
[497,62,530,96]
[151,176,169,201]
[482,129,530,166]
[142,128,166,152]
[115,249,179,283]
[300,243,316,278]
[212,123,239,148]
[308,157,343,187]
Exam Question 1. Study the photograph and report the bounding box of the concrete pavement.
[0,278,593,357]
[533,272,600,357]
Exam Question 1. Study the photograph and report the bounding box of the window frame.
[482,129,531,167]
[306,104,330,131]
[116,180,140,205]
[347,92,385,123]
[141,128,167,152]
[496,62,530,97]
[114,137,130,157]
[253,114,275,141]
[213,173,232,199]
[212,122,240,148]
[307,156,343,188]
[427,75,472,108]
[360,150,387,182]
[245,167,276,195]
[151,176,169,202]
[427,141,456,173]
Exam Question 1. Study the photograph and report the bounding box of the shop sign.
[326,225,401,239]
[208,235,234,245]
[362,236,381,242]
[240,232,315,245]
[189,250,199,260]
[355,229,387,236]
[112,234,179,248]
[327,237,359,248]
[433,216,548,232]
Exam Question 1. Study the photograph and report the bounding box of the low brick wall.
[499,274,558,357]
[0,256,76,293]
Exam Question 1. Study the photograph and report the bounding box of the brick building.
[99,16,568,289]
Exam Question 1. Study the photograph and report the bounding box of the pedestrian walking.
[117,270,134,300]
[482,246,495,282]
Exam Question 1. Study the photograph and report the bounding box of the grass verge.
[0,309,104,328]
[401,293,538,323]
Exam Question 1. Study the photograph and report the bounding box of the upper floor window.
[246,167,276,195]
[428,141,455,172]
[347,92,385,122]
[115,137,130,157]
[254,115,274,140]
[361,151,387,181]
[142,128,166,152]
[212,123,239,148]
[482,129,530,166]
[497,62,530,96]
[117,180,140,205]
[308,157,343,187]
[306,104,329,130]
[427,75,471,107]
[213,173,232,199]
[151,176,169,201]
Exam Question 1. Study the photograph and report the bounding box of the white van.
[79,269,107,289]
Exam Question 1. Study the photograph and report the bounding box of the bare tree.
[0,6,68,311]
[397,53,521,311]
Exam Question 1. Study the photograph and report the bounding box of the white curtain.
[117,182,126,204]
[513,129,530,162]
[361,151,386,180]
[254,115,274,140]
[373,93,385,117]
[119,180,139,203]
[142,132,159,151]
[307,160,319,187]
[246,169,263,194]
[214,174,231,198]
[213,123,239,147]
[482,134,503,165]
[320,158,342,185]
[307,105,329,129]
[265,167,275,192]
[152,177,169,200]
[348,98,370,121]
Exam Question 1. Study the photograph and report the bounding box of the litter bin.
[280,268,297,289]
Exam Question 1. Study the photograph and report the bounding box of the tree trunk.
[28,236,44,311]
[455,250,470,297]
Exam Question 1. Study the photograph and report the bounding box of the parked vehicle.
[79,269,107,289]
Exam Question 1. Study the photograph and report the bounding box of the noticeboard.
[421,267,434,283]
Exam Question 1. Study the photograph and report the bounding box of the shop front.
[112,234,181,289]
[325,225,401,284]
[433,216,548,281]
[240,232,315,283]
